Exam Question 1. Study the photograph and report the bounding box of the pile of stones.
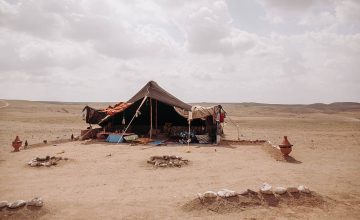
[0,197,43,210]
[28,156,68,167]
[147,155,189,168]
[197,183,311,200]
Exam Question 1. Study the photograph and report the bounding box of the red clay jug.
[279,136,293,156]
[12,136,22,152]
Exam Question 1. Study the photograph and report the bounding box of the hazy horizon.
[0,0,359,104]
[2,98,359,106]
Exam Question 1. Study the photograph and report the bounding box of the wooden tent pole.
[150,97,153,139]
[155,100,158,130]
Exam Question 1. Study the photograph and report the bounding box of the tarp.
[82,106,107,124]
[100,102,132,116]
[82,102,132,125]
[174,105,221,120]
[128,81,192,111]
[106,134,123,143]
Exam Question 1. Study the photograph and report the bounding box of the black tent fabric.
[128,81,191,111]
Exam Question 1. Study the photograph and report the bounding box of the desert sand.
[0,100,360,219]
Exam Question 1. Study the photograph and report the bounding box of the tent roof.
[128,81,192,111]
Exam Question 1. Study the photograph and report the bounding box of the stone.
[287,187,299,193]
[239,190,249,196]
[8,200,26,209]
[197,193,204,200]
[203,191,217,198]
[260,183,273,195]
[30,162,39,167]
[217,189,237,198]
[274,187,287,195]
[27,197,43,207]
[0,201,9,208]
[298,185,310,193]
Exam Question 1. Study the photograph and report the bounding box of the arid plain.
[0,100,359,219]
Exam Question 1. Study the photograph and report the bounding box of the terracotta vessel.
[279,136,293,156]
[12,136,22,152]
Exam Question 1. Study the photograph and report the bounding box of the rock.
[27,197,43,207]
[0,201,9,208]
[274,187,287,195]
[298,185,310,193]
[197,193,204,200]
[29,162,39,167]
[217,189,237,198]
[44,162,52,167]
[239,190,249,196]
[287,187,299,193]
[203,191,217,198]
[8,200,26,209]
[158,163,167,167]
[260,183,273,195]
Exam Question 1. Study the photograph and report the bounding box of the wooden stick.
[155,100,158,130]
[150,97,153,139]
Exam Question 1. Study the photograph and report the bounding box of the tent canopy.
[128,80,191,111]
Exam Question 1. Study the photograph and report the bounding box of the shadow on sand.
[283,155,302,164]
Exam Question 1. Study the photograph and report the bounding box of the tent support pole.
[150,97,153,139]
[155,100,158,131]
[117,95,148,144]
[187,119,191,153]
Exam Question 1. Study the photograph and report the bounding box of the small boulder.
[27,197,43,207]
[274,187,287,195]
[8,200,26,209]
[260,183,273,195]
[217,189,237,198]
[287,187,299,193]
[298,185,311,193]
[239,190,249,196]
[203,191,217,198]
[0,201,9,208]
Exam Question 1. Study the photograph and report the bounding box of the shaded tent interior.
[93,81,213,141]
[99,98,208,136]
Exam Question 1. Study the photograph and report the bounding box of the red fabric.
[220,113,225,122]
[101,102,132,116]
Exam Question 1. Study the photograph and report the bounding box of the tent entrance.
[102,97,207,138]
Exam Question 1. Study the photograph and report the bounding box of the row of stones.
[0,197,43,209]
[198,183,310,199]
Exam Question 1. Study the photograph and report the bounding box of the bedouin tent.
[82,81,222,143]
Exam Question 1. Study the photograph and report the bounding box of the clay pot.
[279,136,293,156]
[12,136,22,152]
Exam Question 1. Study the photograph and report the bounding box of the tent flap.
[175,105,221,120]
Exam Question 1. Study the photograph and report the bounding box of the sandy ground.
[0,100,360,219]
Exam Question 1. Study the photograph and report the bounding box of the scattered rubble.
[147,155,189,168]
[28,156,68,167]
